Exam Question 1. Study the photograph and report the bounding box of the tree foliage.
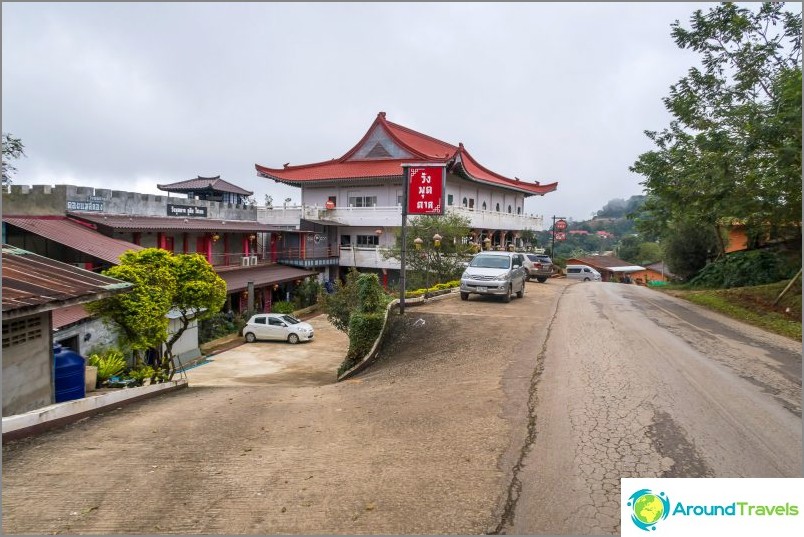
[2,133,25,189]
[385,213,473,290]
[86,248,226,379]
[631,2,802,258]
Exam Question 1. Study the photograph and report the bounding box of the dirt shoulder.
[1,281,564,535]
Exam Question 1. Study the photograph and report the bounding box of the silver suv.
[460,251,527,303]
[524,253,554,283]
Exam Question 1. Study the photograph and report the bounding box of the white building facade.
[256,112,558,285]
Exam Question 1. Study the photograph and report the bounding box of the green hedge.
[338,312,385,376]
[271,300,296,314]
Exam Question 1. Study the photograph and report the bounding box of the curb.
[2,379,189,443]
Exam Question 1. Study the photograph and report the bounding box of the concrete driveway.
[185,314,349,387]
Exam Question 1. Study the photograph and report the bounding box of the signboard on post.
[407,165,445,215]
[554,219,568,232]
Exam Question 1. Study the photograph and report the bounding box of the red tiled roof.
[217,264,318,293]
[255,112,557,197]
[157,175,253,196]
[68,213,277,232]
[2,245,133,318]
[3,216,143,265]
[52,304,91,329]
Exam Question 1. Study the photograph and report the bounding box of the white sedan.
[243,313,314,344]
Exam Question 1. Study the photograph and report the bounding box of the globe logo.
[627,489,670,531]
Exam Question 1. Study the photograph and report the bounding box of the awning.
[608,266,646,272]
[217,264,318,293]
[3,216,142,265]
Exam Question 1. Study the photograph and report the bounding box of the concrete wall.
[166,317,202,365]
[2,313,54,416]
[54,317,118,358]
[3,184,258,221]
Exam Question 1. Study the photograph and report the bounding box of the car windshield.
[528,255,551,263]
[470,255,511,269]
[281,315,301,325]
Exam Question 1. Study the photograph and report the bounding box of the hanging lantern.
[432,233,442,248]
[413,237,423,250]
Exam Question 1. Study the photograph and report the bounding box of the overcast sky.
[3,2,715,222]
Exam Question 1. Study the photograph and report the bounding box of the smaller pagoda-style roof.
[157,176,253,197]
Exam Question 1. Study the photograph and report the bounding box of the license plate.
[476,286,487,292]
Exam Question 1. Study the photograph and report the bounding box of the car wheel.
[503,285,512,303]
[537,277,547,283]
[524,273,530,282]
[460,292,469,301]
[287,333,300,344]
[584,277,590,282]
[245,332,257,343]
[516,282,525,298]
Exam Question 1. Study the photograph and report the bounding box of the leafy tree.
[323,268,361,333]
[631,3,802,257]
[2,133,25,189]
[637,242,663,265]
[616,235,642,263]
[165,253,227,373]
[662,221,720,280]
[87,248,226,380]
[385,213,472,290]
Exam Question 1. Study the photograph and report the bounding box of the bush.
[198,312,239,344]
[271,301,295,314]
[124,365,155,387]
[87,350,127,383]
[688,249,800,289]
[338,312,385,376]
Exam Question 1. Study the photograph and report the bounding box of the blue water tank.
[53,343,86,403]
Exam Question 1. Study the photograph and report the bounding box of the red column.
[206,236,213,264]
[183,233,188,254]
[243,236,250,257]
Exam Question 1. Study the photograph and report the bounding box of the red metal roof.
[3,216,143,265]
[217,264,318,293]
[157,175,253,196]
[68,213,277,232]
[2,245,133,319]
[52,303,91,329]
[255,112,557,197]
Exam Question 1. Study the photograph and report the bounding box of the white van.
[565,264,601,282]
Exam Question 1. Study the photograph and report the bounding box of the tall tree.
[2,133,25,189]
[631,2,802,254]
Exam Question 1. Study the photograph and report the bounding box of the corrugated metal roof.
[68,213,277,232]
[157,175,253,196]
[217,264,317,293]
[3,216,143,264]
[2,245,133,319]
[52,304,91,329]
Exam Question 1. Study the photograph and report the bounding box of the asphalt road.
[504,282,802,535]
[2,280,801,535]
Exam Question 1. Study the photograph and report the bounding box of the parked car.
[460,251,527,303]
[243,313,314,344]
[523,253,554,283]
[565,264,602,282]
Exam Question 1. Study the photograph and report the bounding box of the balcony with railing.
[338,245,400,270]
[294,205,544,231]
[210,247,340,271]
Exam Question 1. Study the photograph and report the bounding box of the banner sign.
[66,196,104,212]
[407,165,445,215]
[167,204,208,218]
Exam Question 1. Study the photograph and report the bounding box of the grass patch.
[660,278,802,340]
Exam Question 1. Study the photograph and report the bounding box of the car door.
[267,317,287,340]
[250,316,269,340]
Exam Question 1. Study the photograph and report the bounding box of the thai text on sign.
[407,166,445,215]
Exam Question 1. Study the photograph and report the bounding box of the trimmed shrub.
[88,350,127,383]
[339,312,385,376]
[271,300,295,314]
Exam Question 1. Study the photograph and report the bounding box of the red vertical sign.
[407,166,445,215]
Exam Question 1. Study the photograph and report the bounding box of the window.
[269,317,284,326]
[253,317,267,325]
[356,235,379,246]
[482,201,487,210]
[447,194,454,206]
[348,195,378,207]
[508,205,512,213]
[340,235,352,246]
[496,203,501,212]
[517,207,522,215]
[469,198,475,209]
[462,197,468,207]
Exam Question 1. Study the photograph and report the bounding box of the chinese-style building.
[255,112,558,285]
[158,175,253,206]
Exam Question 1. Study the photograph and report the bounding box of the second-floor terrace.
[258,205,545,232]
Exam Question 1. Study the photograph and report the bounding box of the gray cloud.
[3,2,713,220]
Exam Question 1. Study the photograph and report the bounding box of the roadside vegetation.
[661,278,801,341]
